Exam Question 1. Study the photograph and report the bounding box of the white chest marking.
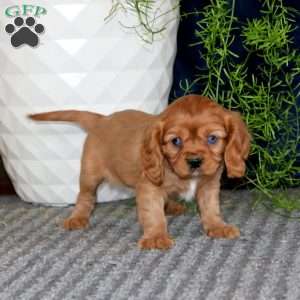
[180,179,198,202]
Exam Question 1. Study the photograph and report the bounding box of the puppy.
[29,95,251,250]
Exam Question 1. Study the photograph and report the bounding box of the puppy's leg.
[197,173,240,239]
[164,198,186,216]
[64,137,103,230]
[136,183,173,250]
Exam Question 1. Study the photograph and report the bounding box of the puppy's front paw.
[63,216,89,230]
[206,224,240,239]
[138,234,174,250]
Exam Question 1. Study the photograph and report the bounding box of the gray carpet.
[1,190,300,300]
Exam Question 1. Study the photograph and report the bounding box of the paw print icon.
[5,17,45,48]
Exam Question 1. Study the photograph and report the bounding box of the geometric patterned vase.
[0,0,179,205]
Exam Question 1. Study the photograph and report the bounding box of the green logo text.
[5,5,47,18]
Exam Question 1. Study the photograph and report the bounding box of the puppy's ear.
[224,111,251,178]
[141,122,164,185]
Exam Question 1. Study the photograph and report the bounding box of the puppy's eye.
[171,137,183,147]
[207,135,218,145]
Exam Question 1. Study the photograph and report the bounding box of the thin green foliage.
[106,0,180,43]
[253,191,300,219]
[181,0,300,212]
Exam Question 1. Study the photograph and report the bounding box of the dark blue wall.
[170,0,300,100]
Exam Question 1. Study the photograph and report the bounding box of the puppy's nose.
[186,157,202,170]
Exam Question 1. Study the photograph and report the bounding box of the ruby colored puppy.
[30,95,251,250]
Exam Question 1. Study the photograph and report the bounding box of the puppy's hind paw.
[138,234,174,250]
[165,200,186,216]
[206,224,240,239]
[63,216,89,230]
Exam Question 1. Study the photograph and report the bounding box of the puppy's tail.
[29,110,105,132]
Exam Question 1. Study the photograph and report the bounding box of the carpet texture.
[1,190,300,300]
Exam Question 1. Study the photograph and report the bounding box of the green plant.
[181,0,300,212]
[253,191,300,219]
[106,0,180,43]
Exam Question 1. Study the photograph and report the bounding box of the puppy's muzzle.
[186,157,202,170]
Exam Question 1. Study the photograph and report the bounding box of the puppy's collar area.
[179,178,199,202]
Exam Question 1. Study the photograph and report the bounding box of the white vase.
[0,0,179,205]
